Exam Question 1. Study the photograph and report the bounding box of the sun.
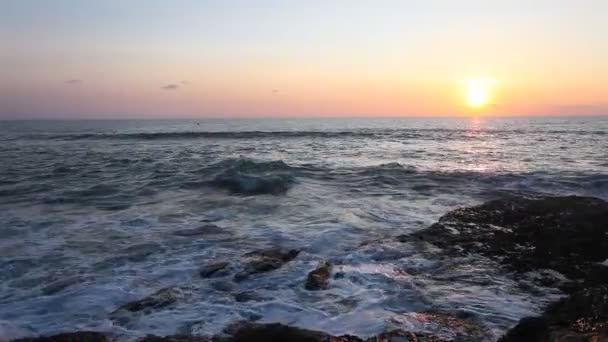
[464,77,493,108]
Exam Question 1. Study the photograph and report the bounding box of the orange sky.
[1,1,607,118]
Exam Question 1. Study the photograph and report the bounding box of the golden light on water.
[464,77,494,108]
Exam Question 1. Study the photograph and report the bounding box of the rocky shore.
[11,196,608,342]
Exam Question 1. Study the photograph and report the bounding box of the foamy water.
[1,117,606,340]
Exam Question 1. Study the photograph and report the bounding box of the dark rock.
[415,196,608,341]
[199,261,229,278]
[173,225,226,237]
[305,261,332,291]
[498,317,549,342]
[234,248,300,281]
[139,335,210,342]
[12,331,107,342]
[409,196,608,284]
[398,311,493,341]
[210,280,237,292]
[116,287,183,312]
[233,291,270,303]
[368,330,448,342]
[221,321,360,342]
[220,322,449,342]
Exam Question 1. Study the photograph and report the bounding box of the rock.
[498,317,549,342]
[234,248,300,282]
[210,280,237,293]
[500,286,608,341]
[398,311,493,341]
[409,196,608,284]
[233,291,269,303]
[220,322,449,342]
[139,335,210,342]
[12,331,107,342]
[368,330,447,342]
[10,324,451,342]
[412,196,608,341]
[173,225,226,237]
[305,261,332,291]
[199,261,229,278]
[221,321,360,342]
[117,287,183,312]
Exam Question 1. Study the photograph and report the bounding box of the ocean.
[0,117,607,341]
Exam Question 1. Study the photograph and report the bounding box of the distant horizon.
[1,113,607,122]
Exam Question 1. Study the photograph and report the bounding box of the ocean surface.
[1,117,607,341]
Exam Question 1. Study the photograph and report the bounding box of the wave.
[204,158,296,195]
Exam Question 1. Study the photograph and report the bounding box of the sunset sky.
[1,0,606,118]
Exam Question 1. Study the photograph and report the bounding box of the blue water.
[0,117,607,341]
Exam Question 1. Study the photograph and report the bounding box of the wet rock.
[12,331,107,342]
[220,321,359,342]
[199,261,229,278]
[220,322,448,342]
[234,248,300,282]
[405,196,608,341]
[368,330,447,342]
[210,280,237,293]
[501,286,608,341]
[305,261,332,291]
[397,311,493,341]
[117,287,183,312]
[139,335,210,342]
[408,196,608,284]
[173,225,226,237]
[233,291,269,303]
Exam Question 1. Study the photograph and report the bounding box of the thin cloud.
[65,79,82,85]
[161,84,179,90]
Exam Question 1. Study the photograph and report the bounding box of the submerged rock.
[139,335,210,342]
[305,261,332,291]
[116,287,183,313]
[221,322,448,342]
[12,331,107,342]
[408,196,608,283]
[199,261,229,278]
[173,225,226,237]
[233,290,270,303]
[234,248,300,282]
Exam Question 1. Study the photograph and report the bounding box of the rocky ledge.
[401,195,608,341]
[11,196,608,342]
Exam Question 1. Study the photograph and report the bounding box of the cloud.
[65,79,82,85]
[161,84,179,90]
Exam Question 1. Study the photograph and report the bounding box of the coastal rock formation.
[305,261,332,290]
[220,322,448,342]
[234,248,300,281]
[139,335,210,342]
[407,195,608,284]
[12,332,108,342]
[500,285,608,341]
[399,195,608,341]
[116,287,184,313]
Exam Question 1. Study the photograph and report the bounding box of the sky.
[1,0,607,118]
